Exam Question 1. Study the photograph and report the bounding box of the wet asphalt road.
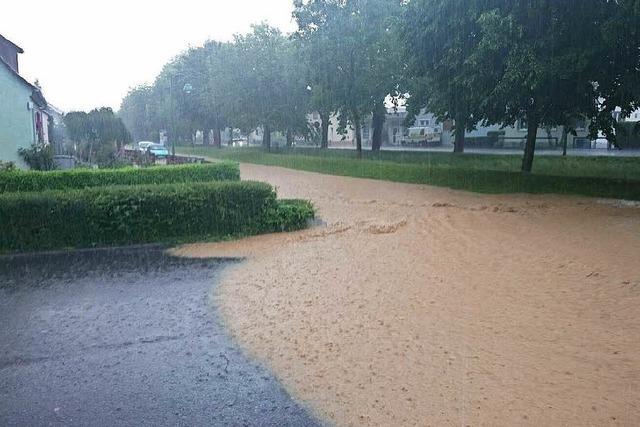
[0,247,321,427]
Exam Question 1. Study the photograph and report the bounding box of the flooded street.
[0,248,319,427]
[175,163,640,427]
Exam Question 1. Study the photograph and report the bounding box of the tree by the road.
[590,0,640,141]
[228,24,309,151]
[468,1,636,172]
[401,0,493,154]
[295,0,402,155]
[294,0,341,149]
[65,108,130,165]
[119,85,158,143]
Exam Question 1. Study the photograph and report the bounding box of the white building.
[460,118,593,149]
[308,108,443,147]
[622,109,640,122]
[309,107,595,150]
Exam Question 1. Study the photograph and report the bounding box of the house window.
[419,119,429,126]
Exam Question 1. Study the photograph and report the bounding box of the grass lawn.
[178,146,640,201]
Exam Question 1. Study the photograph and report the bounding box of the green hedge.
[265,199,315,232]
[0,181,315,252]
[0,162,240,193]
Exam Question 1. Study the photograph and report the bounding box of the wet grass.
[178,146,640,200]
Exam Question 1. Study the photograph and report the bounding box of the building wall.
[624,109,640,122]
[385,110,442,146]
[0,64,35,167]
[460,120,592,149]
[310,108,594,149]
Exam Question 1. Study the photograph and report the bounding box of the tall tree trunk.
[521,114,540,173]
[213,127,222,148]
[202,129,210,146]
[286,129,294,148]
[263,124,271,152]
[561,126,569,156]
[453,114,465,153]
[353,114,362,158]
[320,112,330,149]
[228,128,233,147]
[371,102,386,152]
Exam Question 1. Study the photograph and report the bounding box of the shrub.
[264,199,315,232]
[17,143,56,171]
[0,161,16,173]
[0,162,240,193]
[0,181,316,252]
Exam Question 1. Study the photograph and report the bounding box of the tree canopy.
[118,0,639,169]
[402,0,640,170]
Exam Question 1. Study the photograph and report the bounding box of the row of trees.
[120,0,640,171]
[403,0,640,171]
[120,26,309,152]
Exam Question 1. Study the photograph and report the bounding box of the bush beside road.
[0,181,314,252]
[0,162,240,193]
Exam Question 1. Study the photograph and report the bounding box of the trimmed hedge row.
[0,162,240,193]
[0,181,314,252]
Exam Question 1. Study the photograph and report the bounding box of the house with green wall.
[0,33,50,167]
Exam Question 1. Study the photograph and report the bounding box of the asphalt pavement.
[0,247,321,427]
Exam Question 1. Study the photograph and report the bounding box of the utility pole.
[170,75,176,157]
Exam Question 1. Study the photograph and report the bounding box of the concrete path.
[0,247,320,427]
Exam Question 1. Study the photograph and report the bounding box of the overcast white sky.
[1,0,296,112]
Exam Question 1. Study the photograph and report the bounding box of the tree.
[178,42,235,148]
[229,24,308,151]
[119,85,158,143]
[280,39,313,147]
[295,0,402,155]
[294,0,341,149]
[590,0,640,141]
[469,1,613,172]
[401,0,494,153]
[64,108,130,166]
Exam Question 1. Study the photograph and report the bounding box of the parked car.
[232,138,248,147]
[401,126,442,146]
[138,141,154,152]
[148,144,169,157]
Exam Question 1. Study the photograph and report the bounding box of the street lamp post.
[168,74,193,158]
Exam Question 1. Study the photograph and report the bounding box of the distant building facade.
[308,106,594,150]
[621,109,640,122]
[308,108,442,147]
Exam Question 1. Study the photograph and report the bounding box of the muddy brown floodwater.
[172,163,640,427]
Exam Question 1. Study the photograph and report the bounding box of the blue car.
[148,144,169,157]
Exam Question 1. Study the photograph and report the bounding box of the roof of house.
[0,33,24,54]
[0,57,47,108]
